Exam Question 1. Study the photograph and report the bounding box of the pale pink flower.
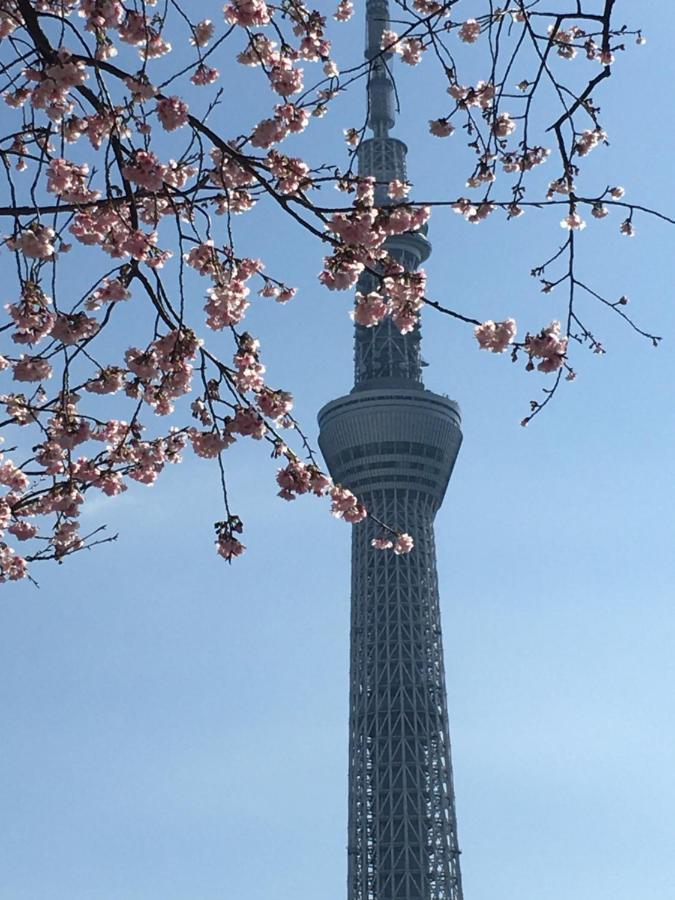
[188,428,234,458]
[474,319,517,353]
[7,284,55,345]
[270,59,304,96]
[250,117,287,148]
[575,128,607,157]
[267,150,311,194]
[51,312,99,345]
[156,96,189,131]
[191,64,219,86]
[121,150,167,191]
[46,158,99,203]
[216,535,245,561]
[371,536,393,550]
[459,19,480,43]
[257,388,293,421]
[560,211,586,231]
[524,320,568,372]
[429,118,454,138]
[191,19,214,47]
[124,76,156,102]
[275,103,309,134]
[84,367,125,394]
[399,38,424,66]
[380,30,399,51]
[224,0,270,27]
[12,355,53,382]
[492,112,516,138]
[0,546,27,582]
[276,459,311,500]
[352,291,389,328]
[393,533,414,555]
[620,219,635,237]
[8,521,37,541]
[334,0,353,21]
[12,224,56,259]
[205,279,250,329]
[0,459,29,491]
[230,406,266,440]
[387,179,411,200]
[330,485,367,523]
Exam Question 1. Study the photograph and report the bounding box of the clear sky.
[2,5,675,900]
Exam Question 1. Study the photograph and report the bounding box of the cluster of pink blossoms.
[250,102,310,149]
[474,319,517,354]
[459,20,481,43]
[523,321,568,373]
[69,204,171,267]
[320,177,431,333]
[23,49,86,122]
[371,533,415,555]
[9,224,56,260]
[46,158,99,203]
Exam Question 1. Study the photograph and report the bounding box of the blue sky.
[2,4,675,900]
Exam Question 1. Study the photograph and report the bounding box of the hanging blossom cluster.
[0,0,663,582]
[321,176,430,334]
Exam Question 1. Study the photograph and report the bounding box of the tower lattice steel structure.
[318,3,465,899]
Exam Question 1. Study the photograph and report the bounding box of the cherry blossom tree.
[0,0,668,583]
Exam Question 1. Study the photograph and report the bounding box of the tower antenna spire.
[365,0,396,138]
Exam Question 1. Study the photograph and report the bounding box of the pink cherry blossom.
[393,533,414,555]
[188,428,234,458]
[0,459,29,491]
[560,211,586,231]
[330,485,367,523]
[11,224,56,259]
[8,521,37,541]
[7,283,55,345]
[474,319,517,353]
[230,406,266,440]
[51,312,99,345]
[224,0,270,28]
[12,355,53,382]
[0,545,27,582]
[191,19,214,47]
[334,0,353,22]
[257,388,293,421]
[276,459,312,500]
[492,112,516,138]
[524,321,568,372]
[387,179,411,200]
[156,95,189,131]
[352,291,389,328]
[429,118,454,138]
[270,59,304,96]
[399,38,424,66]
[216,534,245,560]
[191,64,220,86]
[459,19,481,43]
[85,367,125,394]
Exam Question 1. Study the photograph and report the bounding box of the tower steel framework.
[318,3,465,899]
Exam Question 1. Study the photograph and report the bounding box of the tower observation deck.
[317,2,465,899]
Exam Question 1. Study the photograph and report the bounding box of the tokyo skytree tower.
[318,2,466,899]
